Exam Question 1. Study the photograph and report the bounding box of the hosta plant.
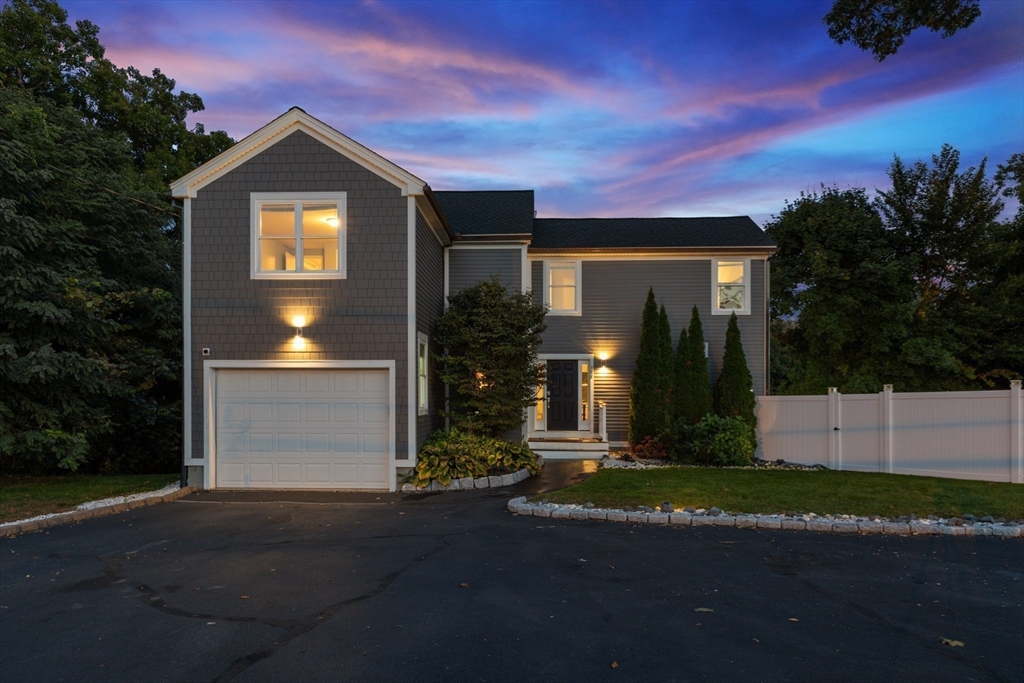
[413,429,540,487]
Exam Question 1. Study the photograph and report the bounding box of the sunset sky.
[66,0,1023,224]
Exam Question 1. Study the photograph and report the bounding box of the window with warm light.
[251,193,346,279]
[581,362,589,421]
[544,260,581,315]
[712,258,749,314]
[417,334,429,415]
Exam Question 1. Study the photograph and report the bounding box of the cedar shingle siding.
[532,258,767,443]
[190,130,411,462]
[415,212,446,448]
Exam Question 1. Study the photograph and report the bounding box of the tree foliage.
[434,278,547,437]
[768,146,1022,394]
[824,0,981,61]
[714,313,757,444]
[628,288,664,444]
[684,306,714,422]
[0,0,233,473]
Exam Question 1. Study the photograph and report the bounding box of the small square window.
[544,260,581,315]
[713,259,750,314]
[251,193,346,279]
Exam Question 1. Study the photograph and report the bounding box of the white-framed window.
[416,333,429,416]
[543,260,582,316]
[712,258,750,314]
[250,192,347,279]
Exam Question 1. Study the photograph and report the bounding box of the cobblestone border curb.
[505,498,1024,538]
[0,486,198,539]
[401,467,534,493]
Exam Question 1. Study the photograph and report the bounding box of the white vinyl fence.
[756,380,1023,484]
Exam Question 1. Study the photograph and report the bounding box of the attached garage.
[207,363,395,490]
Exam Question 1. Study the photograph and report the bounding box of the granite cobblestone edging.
[400,467,533,493]
[505,498,1024,538]
[0,486,198,538]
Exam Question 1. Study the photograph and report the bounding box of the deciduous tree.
[824,0,981,61]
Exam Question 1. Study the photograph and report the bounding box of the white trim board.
[407,197,418,466]
[170,108,425,199]
[201,360,398,492]
[182,197,192,463]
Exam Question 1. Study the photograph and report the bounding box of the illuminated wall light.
[290,335,307,352]
[290,315,308,351]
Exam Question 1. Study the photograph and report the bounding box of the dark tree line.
[767,146,1023,394]
[0,0,233,473]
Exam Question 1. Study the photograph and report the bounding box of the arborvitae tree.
[686,306,714,423]
[672,326,690,421]
[714,313,757,440]
[656,304,674,429]
[628,288,662,444]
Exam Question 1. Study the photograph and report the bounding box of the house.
[171,108,777,491]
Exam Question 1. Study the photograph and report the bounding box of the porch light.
[291,315,306,337]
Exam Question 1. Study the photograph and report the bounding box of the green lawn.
[0,474,178,524]
[538,467,1024,520]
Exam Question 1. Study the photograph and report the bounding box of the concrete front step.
[530,441,608,460]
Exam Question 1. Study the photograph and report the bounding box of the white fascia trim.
[202,360,398,491]
[526,253,769,261]
[182,197,192,465]
[170,109,425,198]
[413,196,451,247]
[447,242,530,249]
[407,196,418,465]
[250,192,348,280]
[711,257,752,315]
[542,259,582,316]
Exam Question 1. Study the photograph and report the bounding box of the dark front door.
[547,360,577,431]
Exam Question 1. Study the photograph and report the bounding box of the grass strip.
[0,474,179,524]
[537,467,1024,520]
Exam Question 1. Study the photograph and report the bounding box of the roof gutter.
[527,245,778,255]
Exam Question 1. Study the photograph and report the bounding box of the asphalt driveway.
[1,469,1021,683]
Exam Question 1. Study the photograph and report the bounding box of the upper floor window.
[250,192,347,279]
[712,258,750,314]
[543,260,581,316]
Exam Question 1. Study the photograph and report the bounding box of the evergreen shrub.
[669,414,754,467]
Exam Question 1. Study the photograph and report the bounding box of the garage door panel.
[305,373,330,392]
[248,374,273,392]
[248,433,274,452]
[362,403,388,425]
[362,432,389,454]
[216,369,390,489]
[277,374,302,392]
[361,372,387,395]
[305,433,330,452]
[333,373,359,394]
[305,403,330,422]
[249,463,274,483]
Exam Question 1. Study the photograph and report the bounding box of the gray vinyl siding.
[531,258,767,443]
[415,211,445,449]
[190,129,411,466]
[448,247,522,294]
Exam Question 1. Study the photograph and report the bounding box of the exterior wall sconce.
[291,315,306,337]
[599,358,607,368]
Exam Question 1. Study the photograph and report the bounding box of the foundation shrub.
[413,428,540,487]
[668,414,754,467]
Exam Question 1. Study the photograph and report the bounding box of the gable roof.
[530,216,776,252]
[432,190,534,238]
[170,107,427,199]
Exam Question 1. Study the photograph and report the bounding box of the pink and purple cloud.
[69,0,1023,224]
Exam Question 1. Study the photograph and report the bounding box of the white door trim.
[202,360,397,491]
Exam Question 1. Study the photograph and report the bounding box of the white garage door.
[215,369,390,489]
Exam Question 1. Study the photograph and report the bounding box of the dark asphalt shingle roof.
[531,216,775,249]
[433,190,534,236]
